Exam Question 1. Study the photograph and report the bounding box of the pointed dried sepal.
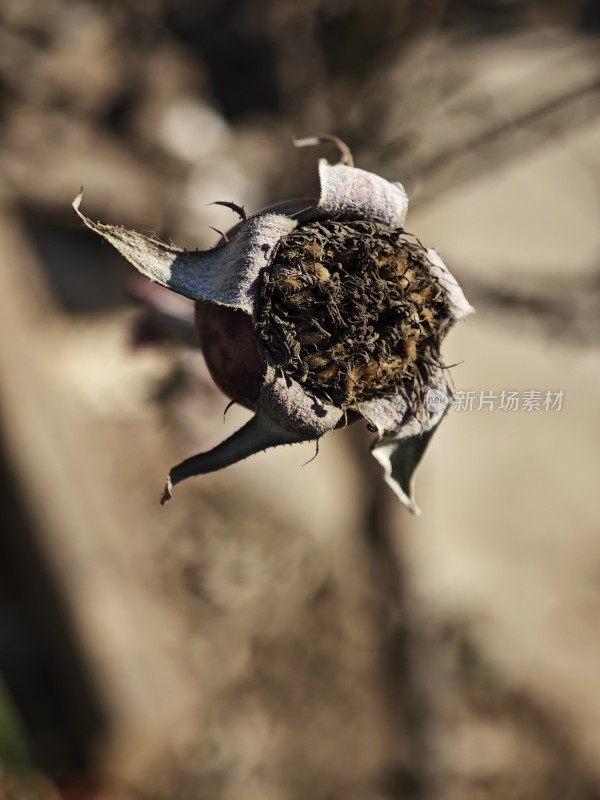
[368,379,452,514]
[290,136,408,228]
[161,407,312,504]
[161,365,344,502]
[258,365,344,438]
[356,395,408,434]
[317,161,409,229]
[427,248,474,322]
[72,192,296,312]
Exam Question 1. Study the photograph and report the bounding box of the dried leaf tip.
[292,134,354,167]
[72,189,84,213]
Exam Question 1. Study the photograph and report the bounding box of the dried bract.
[73,136,473,512]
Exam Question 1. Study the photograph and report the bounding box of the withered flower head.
[73,136,473,513]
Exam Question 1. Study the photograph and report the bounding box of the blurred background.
[0,0,599,798]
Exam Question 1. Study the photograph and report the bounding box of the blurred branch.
[415,75,600,200]
[459,269,600,343]
[384,35,600,207]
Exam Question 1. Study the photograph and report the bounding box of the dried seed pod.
[73,135,473,512]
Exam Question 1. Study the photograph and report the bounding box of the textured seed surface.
[256,219,454,410]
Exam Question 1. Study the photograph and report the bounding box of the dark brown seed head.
[256,219,454,412]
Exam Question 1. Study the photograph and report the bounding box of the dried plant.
[74,135,472,512]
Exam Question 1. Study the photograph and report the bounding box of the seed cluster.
[256,219,453,410]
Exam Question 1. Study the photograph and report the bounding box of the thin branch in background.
[461,269,600,344]
[415,76,600,188]
[383,48,600,208]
